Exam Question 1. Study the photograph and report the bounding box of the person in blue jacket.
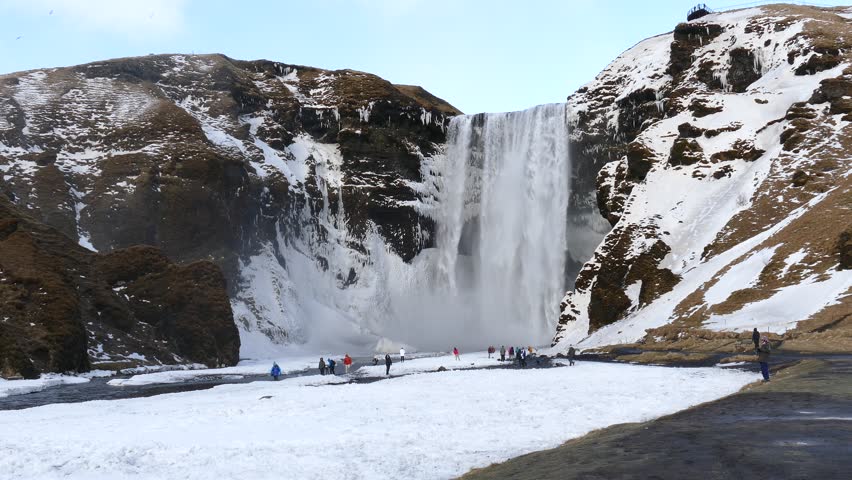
[270,362,282,381]
[327,358,337,375]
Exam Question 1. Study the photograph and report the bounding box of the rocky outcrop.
[554,5,852,351]
[0,197,239,378]
[0,54,461,358]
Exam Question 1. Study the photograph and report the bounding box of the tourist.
[752,328,760,352]
[509,346,514,358]
[568,345,576,366]
[757,336,771,381]
[319,357,327,375]
[343,354,353,374]
[328,358,336,375]
[500,345,506,362]
[520,348,527,368]
[453,347,460,360]
[385,353,392,376]
[372,356,379,366]
[399,347,406,363]
[515,347,522,367]
[487,346,493,358]
[270,362,281,381]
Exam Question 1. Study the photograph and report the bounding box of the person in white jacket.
[399,347,406,362]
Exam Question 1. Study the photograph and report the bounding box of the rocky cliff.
[0,196,239,378]
[0,54,460,360]
[553,5,852,353]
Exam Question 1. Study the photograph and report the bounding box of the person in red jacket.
[343,354,353,374]
[453,347,460,360]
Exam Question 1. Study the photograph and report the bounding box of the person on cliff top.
[757,336,771,381]
[515,347,523,367]
[385,353,392,376]
[343,354,353,374]
[319,357,327,375]
[568,345,576,366]
[500,345,506,362]
[327,358,336,375]
[399,347,406,363]
[453,347,460,361]
[270,362,281,381]
[520,348,528,368]
[509,346,514,358]
[752,328,760,352]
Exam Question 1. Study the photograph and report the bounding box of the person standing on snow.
[515,347,522,366]
[752,328,761,352]
[385,353,392,376]
[757,336,771,381]
[319,357,327,375]
[328,358,336,375]
[399,347,406,363]
[500,345,506,362]
[520,348,527,368]
[270,362,282,381]
[509,346,514,358]
[568,346,576,366]
[453,347,460,361]
[343,354,353,374]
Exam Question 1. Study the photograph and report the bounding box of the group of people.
[316,354,354,376]
[493,345,541,367]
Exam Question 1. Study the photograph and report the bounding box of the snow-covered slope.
[553,5,852,352]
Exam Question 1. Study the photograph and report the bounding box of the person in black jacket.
[752,328,760,352]
[568,346,576,366]
[385,353,392,376]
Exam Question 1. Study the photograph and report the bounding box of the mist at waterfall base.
[392,104,572,351]
[243,104,572,355]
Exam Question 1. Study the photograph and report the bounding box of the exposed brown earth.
[0,196,239,379]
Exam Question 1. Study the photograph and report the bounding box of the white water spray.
[234,104,573,354]
[397,103,571,348]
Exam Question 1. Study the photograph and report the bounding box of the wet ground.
[461,358,852,480]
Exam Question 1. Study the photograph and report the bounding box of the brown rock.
[669,138,704,166]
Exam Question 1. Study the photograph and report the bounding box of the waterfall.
[393,103,572,348]
[235,103,573,354]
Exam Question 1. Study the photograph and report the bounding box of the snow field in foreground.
[0,363,754,480]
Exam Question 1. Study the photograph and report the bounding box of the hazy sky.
[1,0,849,114]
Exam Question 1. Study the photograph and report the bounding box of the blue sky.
[1,0,849,114]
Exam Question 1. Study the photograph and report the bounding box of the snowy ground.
[0,363,754,480]
[356,351,507,377]
[0,374,89,398]
[107,356,318,387]
[108,351,507,386]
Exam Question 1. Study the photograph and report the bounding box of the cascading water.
[234,103,573,354]
[396,103,571,348]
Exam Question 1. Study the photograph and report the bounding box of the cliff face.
[554,5,852,352]
[0,197,239,378]
[0,54,460,358]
